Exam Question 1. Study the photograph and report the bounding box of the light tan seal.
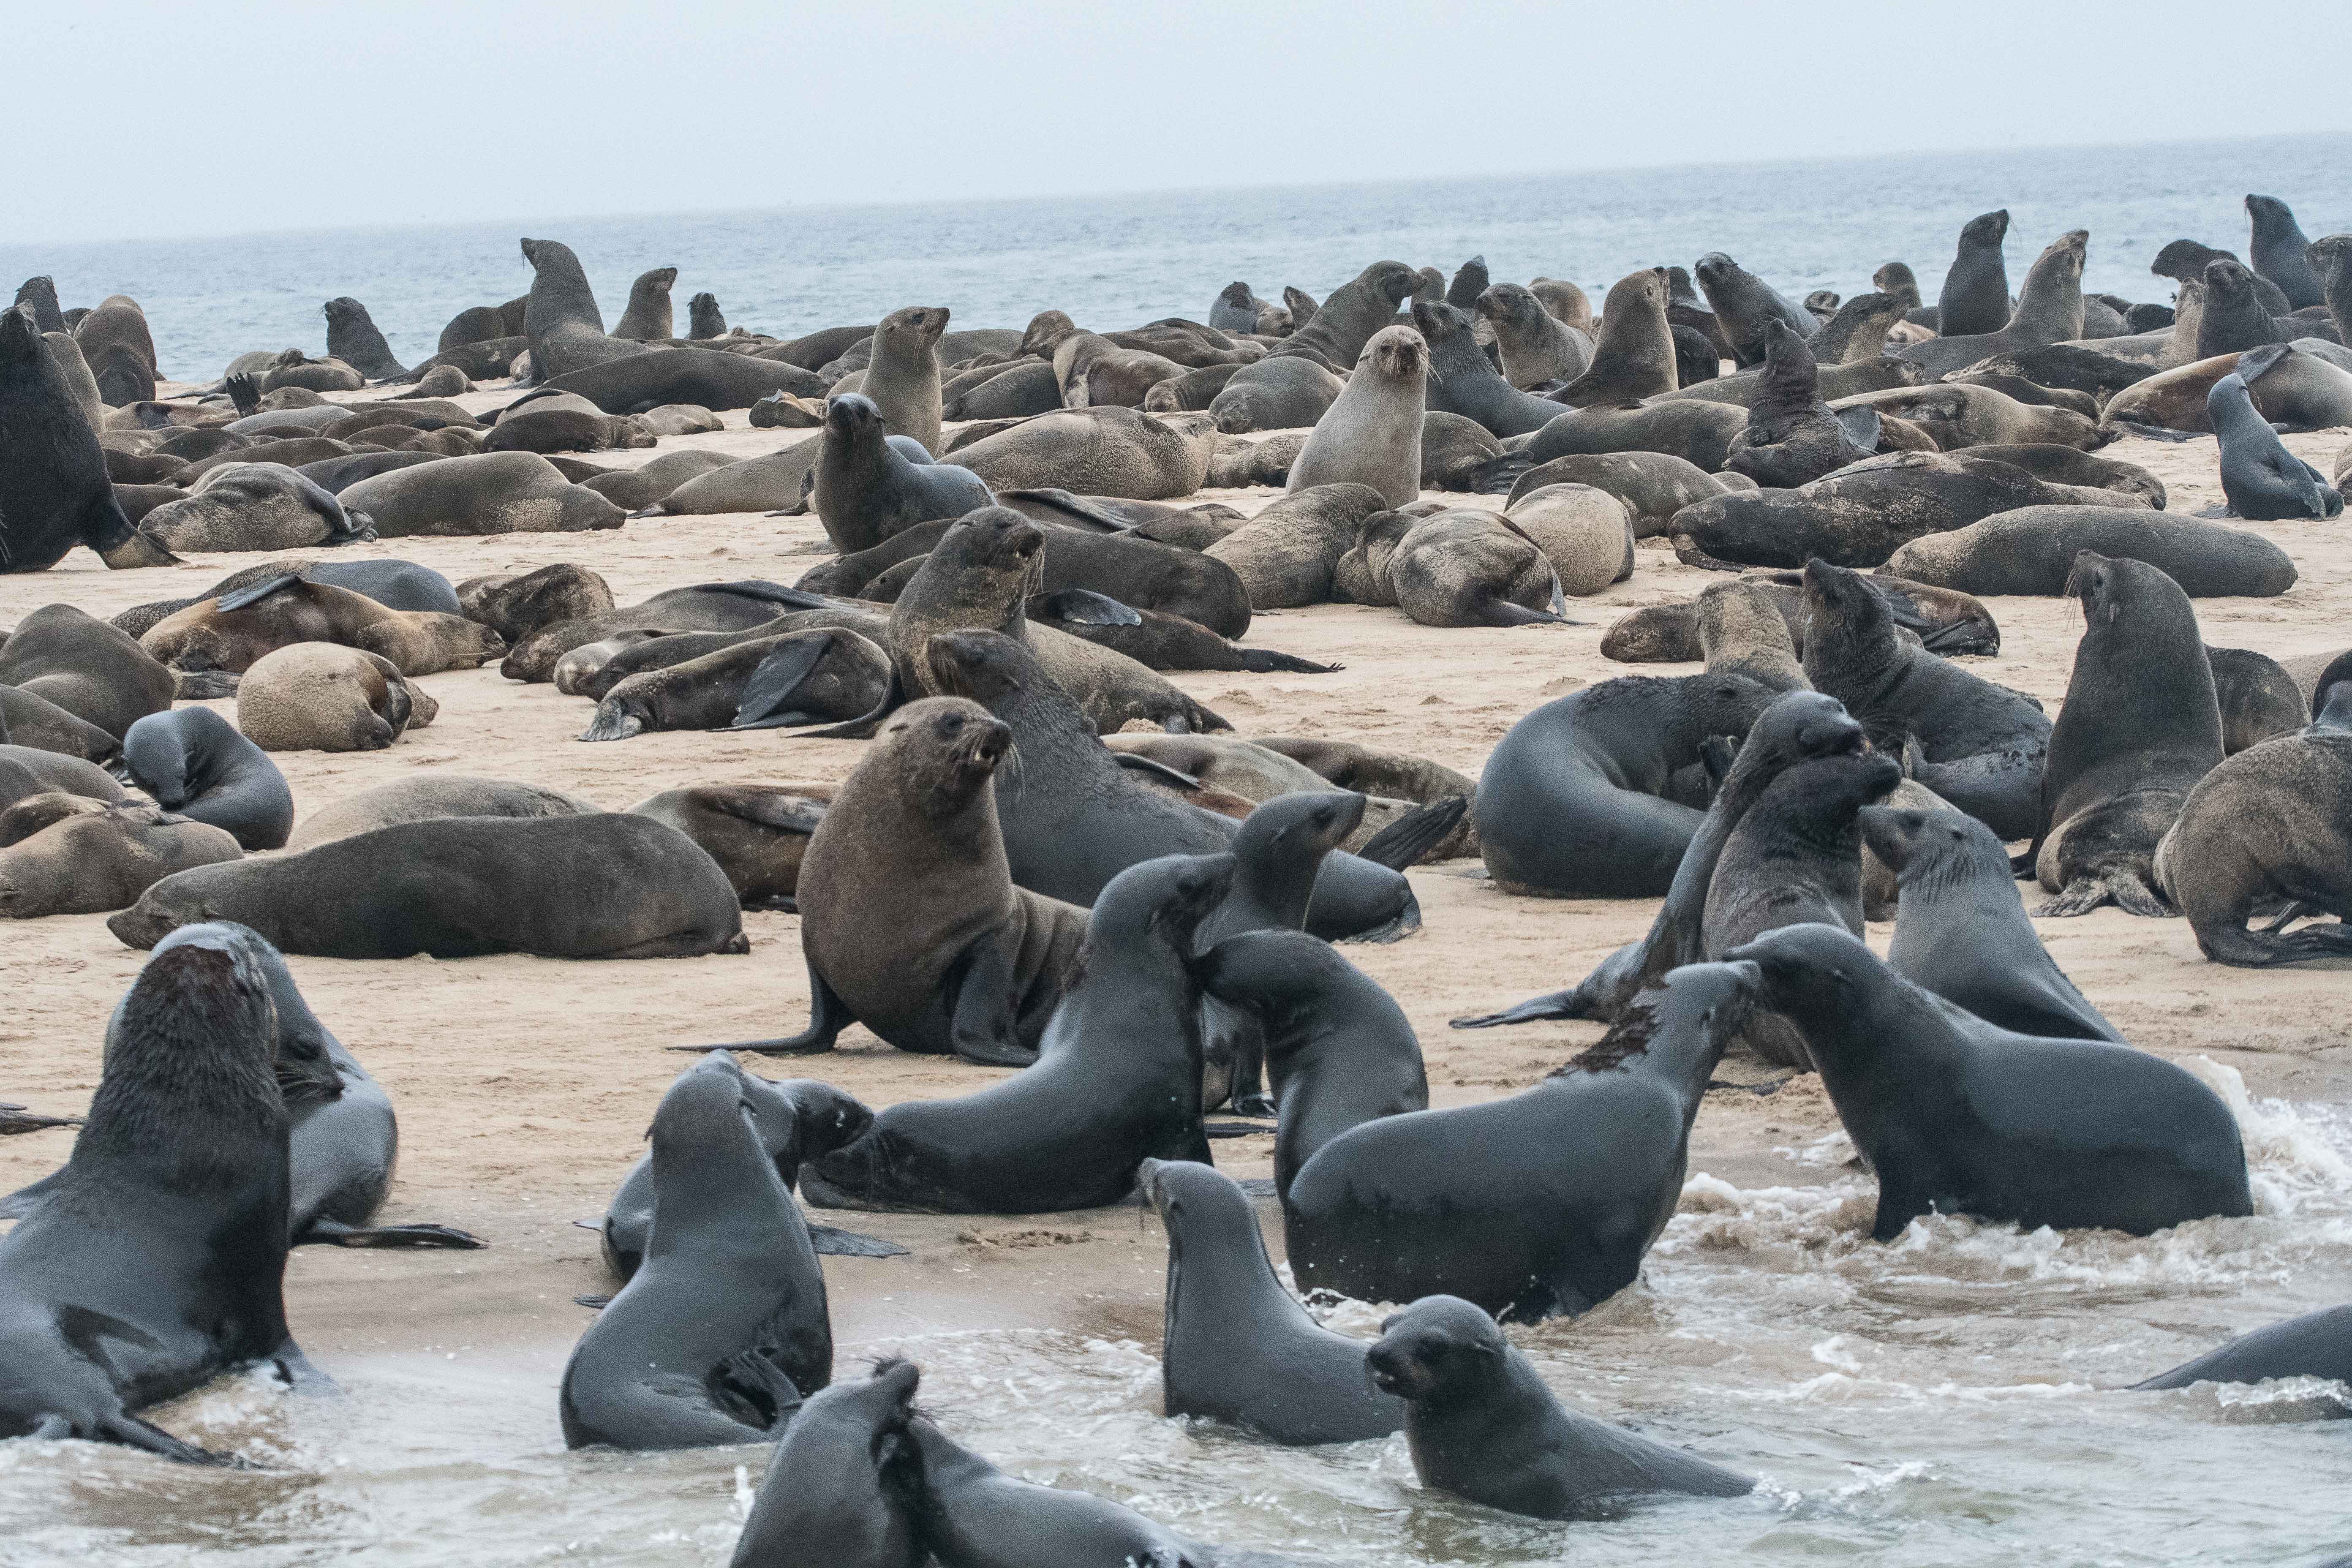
[1287,326,1426,507]
[861,305,948,455]
[141,577,504,675]
[235,644,437,752]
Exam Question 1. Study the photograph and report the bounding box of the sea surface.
[3,134,2347,384]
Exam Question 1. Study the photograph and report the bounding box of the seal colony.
[3,177,2352,1566]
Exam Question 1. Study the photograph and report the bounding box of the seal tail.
[1354,796,1469,870]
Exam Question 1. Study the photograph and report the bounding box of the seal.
[116,557,465,637]
[1476,674,1772,898]
[73,295,159,406]
[542,342,828,414]
[559,1054,829,1451]
[800,851,1230,1214]
[1324,958,1760,1322]
[950,405,1214,500]
[0,602,176,738]
[2108,341,2352,435]
[1519,397,1749,476]
[1477,282,1592,388]
[714,697,1085,1065]
[1693,251,1815,365]
[109,813,747,959]
[0,800,243,918]
[1934,209,2012,335]
[1500,450,1741,535]
[611,266,678,341]
[1138,1156,1404,1445]
[288,771,599,850]
[1805,291,1909,364]
[1721,320,1874,486]
[517,237,648,378]
[1546,268,1678,406]
[809,394,993,553]
[1728,923,2254,1237]
[1833,381,2101,450]
[2152,686,2352,966]
[1286,325,1426,506]
[726,1360,924,1568]
[1208,354,1344,432]
[498,580,839,683]
[861,305,948,454]
[321,297,407,379]
[1342,507,1570,627]
[2019,553,2223,917]
[142,573,502,676]
[1799,559,2049,839]
[1862,805,2123,1039]
[1269,259,1419,368]
[2209,362,2344,519]
[235,643,435,751]
[119,707,293,850]
[581,627,893,741]
[1944,443,2166,506]
[1414,300,1571,437]
[929,629,1418,939]
[0,928,305,1463]
[133,463,378,555]
[12,275,64,334]
[2135,1303,2352,1394]
[1205,483,1389,608]
[2312,231,2352,345]
[1897,230,2089,377]
[2192,259,2289,359]
[1456,689,1867,1029]
[335,451,625,538]
[0,305,174,571]
[1367,1295,1756,1517]
[1886,504,2298,598]
[0,683,125,765]
[2245,194,2324,309]
[460,561,615,643]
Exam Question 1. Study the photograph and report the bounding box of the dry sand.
[3,390,2349,1360]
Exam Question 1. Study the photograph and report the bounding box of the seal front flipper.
[299,1217,487,1249]
[1111,751,1203,789]
[1026,588,1143,626]
[212,572,309,615]
[729,634,836,730]
[807,1224,911,1258]
[97,1412,243,1467]
[681,956,852,1054]
[1354,795,1469,870]
[1451,987,1584,1028]
[710,1349,803,1432]
[946,939,1041,1067]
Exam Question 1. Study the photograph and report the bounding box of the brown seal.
[0,800,242,918]
[629,784,836,909]
[140,574,504,675]
[1545,268,1677,406]
[235,644,436,752]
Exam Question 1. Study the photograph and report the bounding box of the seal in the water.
[119,707,293,850]
[0,800,242,918]
[288,772,599,851]
[141,573,503,676]
[809,394,993,554]
[1290,961,1759,1322]
[321,297,407,379]
[2152,685,2352,966]
[1138,1157,1404,1445]
[611,266,678,341]
[2134,1303,2352,1394]
[928,629,1418,939]
[1476,674,1772,898]
[109,813,747,958]
[2025,552,2224,916]
[801,851,1230,1214]
[726,1360,924,1567]
[1693,251,1815,365]
[1545,268,1679,406]
[2245,194,2324,309]
[717,697,1084,1065]
[559,1055,829,1450]
[1862,805,2123,1039]
[1934,209,2012,336]
[1367,1295,1756,1517]
[0,929,306,1462]
[0,602,176,738]
[1287,325,1426,506]
[2209,360,2344,520]
[0,306,174,571]
[1729,922,2253,1237]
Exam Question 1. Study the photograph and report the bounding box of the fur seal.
[2193,259,2290,358]
[1934,210,2012,335]
[0,800,242,918]
[116,557,464,637]
[653,437,825,515]
[1945,442,2165,506]
[1138,1157,1404,1445]
[726,1361,923,1568]
[235,644,433,751]
[0,306,172,571]
[1863,805,2123,1039]
[1728,923,2252,1237]
[2312,232,2352,345]
[110,813,746,958]
[2153,688,2352,966]
[1898,230,2089,377]
[1205,483,1389,608]
[119,708,292,850]
[12,276,64,334]
[1693,251,1814,365]
[1507,483,1635,596]
[1284,325,1426,506]
[1800,559,2050,839]
[1478,282,1592,387]
[2135,1303,2352,1394]
[610,266,678,342]
[142,573,502,675]
[1518,397,1749,476]
[928,629,1418,939]
[516,237,646,377]
[862,305,947,454]
[2023,553,2224,915]
[0,929,306,1462]
[2210,360,2345,519]
[1415,300,1571,437]
[498,581,830,683]
[1477,674,1771,897]
[1889,504,2298,598]
[1500,450,1740,534]
[579,628,889,740]
[0,602,174,738]
[1722,320,1873,485]
[0,686,125,764]
[810,395,991,552]
[1369,1295,1755,1517]
[1806,291,1908,364]
[952,406,1214,500]
[1208,354,1344,431]
[800,851,1231,1214]
[73,296,159,405]
[1271,259,1419,368]
[1294,961,1758,1323]
[288,772,597,850]
[134,463,376,555]
[544,343,827,414]
[321,297,406,378]
[559,1055,828,1451]
[1340,507,1569,627]
[626,784,833,910]
[2106,343,2352,434]
[337,452,624,537]
[1547,268,1678,406]
[2246,194,2324,309]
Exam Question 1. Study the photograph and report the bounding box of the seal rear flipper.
[299,1218,488,1250]
[572,1294,612,1309]
[1026,588,1143,626]
[1354,795,1469,870]
[1237,648,1342,673]
[710,1350,802,1433]
[1112,751,1203,789]
[2196,917,2352,968]
[1478,599,1571,629]
[97,1413,243,1467]
[807,1224,912,1258]
[0,1108,76,1138]
[946,940,1041,1067]
[212,572,309,614]
[708,790,827,836]
[173,670,241,700]
[2035,869,2173,919]
[1472,451,1534,493]
[730,634,838,729]
[1451,987,1584,1028]
[676,957,852,1054]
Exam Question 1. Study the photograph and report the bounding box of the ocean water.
[4,133,2347,385]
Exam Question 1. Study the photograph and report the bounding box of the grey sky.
[18,0,2352,245]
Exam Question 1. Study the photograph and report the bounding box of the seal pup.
[2245,194,2324,309]
[801,852,1231,1214]
[1368,1296,1755,1518]
[1292,962,1759,1322]
[1139,1157,1404,1445]
[1478,282,1592,387]
[2209,358,2344,520]
[1287,325,1426,506]
[0,928,304,1463]
[2153,686,2352,966]
[1933,210,2012,335]
[719,697,1084,1065]
[809,394,993,553]
[1864,806,2123,1039]
[727,1360,924,1568]
[1198,927,1426,1203]
[0,306,174,571]
[1721,320,1873,486]
[1693,251,1814,365]
[321,297,406,379]
[560,1057,830,1451]
[119,708,292,850]
[2026,553,2224,916]
[1456,690,1865,1029]
[1547,268,1678,406]
[862,305,948,454]
[1729,923,2253,1238]
[1476,673,1772,898]
[109,814,746,959]
[928,629,1419,939]
[2134,1304,2352,1394]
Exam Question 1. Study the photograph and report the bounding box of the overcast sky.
[18,0,2352,245]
